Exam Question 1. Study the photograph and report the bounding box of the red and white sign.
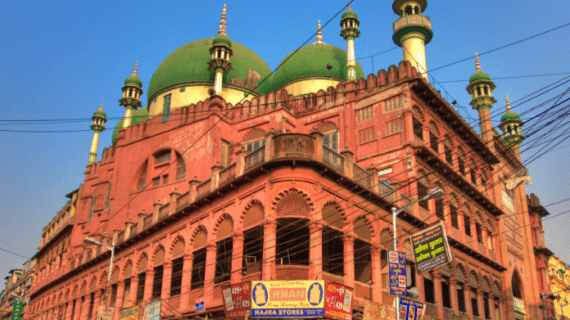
[324,281,353,320]
[221,282,252,319]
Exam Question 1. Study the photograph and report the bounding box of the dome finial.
[506,94,511,111]
[99,102,103,111]
[132,61,138,76]
[348,3,352,11]
[316,20,323,44]
[475,52,481,72]
[218,4,227,36]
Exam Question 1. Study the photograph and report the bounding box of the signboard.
[10,300,23,320]
[362,300,396,320]
[399,297,425,320]
[119,306,139,320]
[324,281,353,320]
[250,280,325,318]
[195,297,205,312]
[142,300,161,320]
[97,306,114,320]
[410,221,453,274]
[221,282,252,319]
[378,167,393,176]
[388,251,407,296]
[502,190,514,212]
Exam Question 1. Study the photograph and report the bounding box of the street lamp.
[542,286,570,320]
[391,188,444,320]
[83,236,115,306]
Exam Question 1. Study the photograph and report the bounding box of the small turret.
[500,94,524,147]
[119,62,143,128]
[340,4,360,81]
[88,103,107,165]
[208,4,233,95]
[466,53,497,148]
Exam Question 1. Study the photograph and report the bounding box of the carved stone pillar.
[449,278,459,316]
[487,294,496,320]
[262,220,277,281]
[204,243,217,306]
[371,244,382,303]
[464,284,473,318]
[477,289,486,319]
[344,234,356,289]
[457,209,466,243]
[499,297,507,320]
[308,222,323,280]
[433,271,445,319]
[161,260,173,300]
[113,281,125,320]
[231,231,244,284]
[179,253,194,311]
[128,275,138,307]
[403,110,413,142]
[470,218,478,248]
[143,269,155,303]
[483,228,490,256]
[92,291,102,319]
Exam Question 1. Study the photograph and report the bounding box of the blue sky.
[1,0,569,279]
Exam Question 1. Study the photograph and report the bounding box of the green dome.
[270,43,365,92]
[392,0,428,15]
[501,111,521,123]
[147,38,272,104]
[469,71,491,83]
[342,10,358,20]
[93,109,107,118]
[124,75,143,87]
[112,108,148,145]
[212,34,232,47]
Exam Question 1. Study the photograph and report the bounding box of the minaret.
[88,103,107,165]
[340,4,360,81]
[119,62,143,128]
[500,94,524,156]
[466,53,497,147]
[208,4,233,95]
[391,0,432,80]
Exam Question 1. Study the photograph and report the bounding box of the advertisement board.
[221,282,252,319]
[388,250,407,296]
[142,301,161,320]
[362,300,396,320]
[97,306,115,320]
[410,221,453,274]
[323,281,353,320]
[399,297,425,320]
[119,306,139,320]
[250,280,325,318]
[10,300,22,320]
[195,297,204,312]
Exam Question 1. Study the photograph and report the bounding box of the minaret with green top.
[392,0,432,80]
[466,53,497,146]
[89,102,107,165]
[208,4,233,95]
[340,4,360,81]
[119,62,143,128]
[500,94,524,153]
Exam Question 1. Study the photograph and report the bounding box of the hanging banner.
[399,297,425,320]
[362,300,396,320]
[250,280,325,318]
[323,281,353,320]
[388,250,407,296]
[97,306,114,320]
[119,306,139,320]
[410,221,453,274]
[142,300,161,320]
[221,282,252,319]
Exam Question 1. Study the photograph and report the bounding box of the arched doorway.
[512,270,526,320]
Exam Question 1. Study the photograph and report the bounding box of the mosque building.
[26,1,557,320]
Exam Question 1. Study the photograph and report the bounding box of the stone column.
[143,269,155,303]
[92,291,102,319]
[80,296,89,320]
[231,231,244,284]
[161,260,173,300]
[443,200,452,235]
[64,299,74,320]
[113,281,125,320]
[262,221,277,281]
[464,285,473,318]
[433,271,444,319]
[308,222,323,280]
[371,244,382,303]
[127,275,138,307]
[477,289,486,319]
[483,228,490,256]
[450,278,459,316]
[438,138,445,159]
[470,218,478,249]
[203,243,217,306]
[499,297,507,320]
[179,253,194,311]
[488,294,496,320]
[403,110,413,142]
[344,234,356,289]
[457,209,466,242]
[422,125,429,145]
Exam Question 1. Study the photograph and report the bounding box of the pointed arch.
[110,265,120,283]
[429,120,440,136]
[71,284,79,299]
[242,128,266,142]
[88,275,98,292]
[455,263,467,283]
[322,201,345,230]
[241,199,265,229]
[99,271,109,288]
[353,215,373,242]
[136,253,148,273]
[482,275,491,293]
[379,227,394,250]
[190,225,208,250]
[469,270,480,288]
[122,260,133,279]
[151,245,166,266]
[512,268,523,299]
[169,235,186,258]
[214,213,234,240]
[493,280,502,296]
[313,121,337,133]
[273,188,313,217]
[412,105,425,122]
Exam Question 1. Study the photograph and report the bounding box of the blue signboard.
[398,297,424,320]
[388,250,407,296]
[195,297,205,312]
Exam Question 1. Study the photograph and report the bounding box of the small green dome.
[269,43,365,92]
[93,109,107,118]
[392,0,428,15]
[501,111,521,123]
[112,108,148,145]
[148,39,272,104]
[124,75,142,87]
[342,9,358,20]
[212,34,232,47]
[469,71,491,83]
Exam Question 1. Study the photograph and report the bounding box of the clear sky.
[1,0,569,279]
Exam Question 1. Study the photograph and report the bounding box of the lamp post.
[391,188,444,320]
[542,286,570,320]
[84,236,115,307]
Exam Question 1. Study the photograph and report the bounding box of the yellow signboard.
[251,280,325,318]
[119,306,139,320]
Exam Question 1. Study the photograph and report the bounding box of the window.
[136,272,145,304]
[457,284,466,313]
[176,156,186,181]
[170,257,183,296]
[471,167,477,184]
[354,239,372,284]
[442,277,452,308]
[450,204,459,229]
[358,127,375,144]
[243,226,263,275]
[435,199,444,220]
[162,94,171,122]
[105,183,112,209]
[162,175,169,185]
[191,248,206,289]
[215,238,233,284]
[357,106,374,122]
[413,117,423,141]
[471,289,479,316]
[476,222,483,243]
[484,293,491,319]
[385,118,403,136]
[88,197,95,222]
[122,279,131,306]
[155,151,171,165]
[137,167,147,192]
[70,300,76,320]
[417,180,429,210]
[276,219,309,266]
[322,227,344,276]
[109,284,117,307]
[424,275,435,303]
[244,138,265,153]
[220,140,230,167]
[152,177,160,187]
[481,176,487,195]
[87,292,94,319]
[464,215,472,236]
[152,266,163,298]
[429,131,438,153]
[323,131,339,152]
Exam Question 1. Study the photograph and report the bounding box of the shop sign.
[362,300,396,320]
[378,167,393,176]
[399,297,425,320]
[410,221,453,274]
[195,297,205,312]
[97,306,114,320]
[388,250,407,296]
[323,281,353,320]
[250,280,325,318]
[119,306,139,320]
[10,300,23,320]
[221,282,252,319]
[142,300,161,320]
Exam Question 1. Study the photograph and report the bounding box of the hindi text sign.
[98,306,114,320]
[142,300,161,320]
[399,297,425,320]
[195,297,205,313]
[221,282,252,319]
[323,281,353,320]
[362,300,396,320]
[388,250,407,296]
[10,300,23,320]
[119,306,139,320]
[410,221,453,274]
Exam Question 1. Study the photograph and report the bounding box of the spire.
[218,4,227,36]
[316,20,323,44]
[98,102,103,111]
[347,3,352,11]
[475,52,481,72]
[506,94,511,111]
[131,61,138,76]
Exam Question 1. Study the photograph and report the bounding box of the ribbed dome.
[147,38,272,104]
[269,43,365,92]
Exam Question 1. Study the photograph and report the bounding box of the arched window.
[512,271,522,299]
[243,202,264,276]
[456,265,467,313]
[215,216,234,283]
[162,94,171,122]
[417,171,429,211]
[444,135,454,165]
[470,271,480,316]
[464,205,472,237]
[322,203,344,276]
[457,148,466,175]
[318,123,339,152]
[429,121,439,153]
[412,107,424,142]
[170,238,185,297]
[136,254,148,304]
[450,195,459,229]
[242,129,266,153]
[405,5,413,15]
[353,217,372,284]
[191,228,208,289]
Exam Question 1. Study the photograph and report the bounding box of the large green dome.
[469,71,491,83]
[269,43,365,92]
[501,111,521,123]
[112,108,148,145]
[147,38,272,104]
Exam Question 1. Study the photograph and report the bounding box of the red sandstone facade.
[27,62,553,320]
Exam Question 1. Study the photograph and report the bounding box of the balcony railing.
[245,147,265,171]
[219,163,236,185]
[159,204,169,219]
[196,179,211,197]
[353,163,371,188]
[322,146,344,173]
